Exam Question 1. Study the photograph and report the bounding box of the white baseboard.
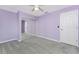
[0,38,18,44]
[26,33,59,43]
[35,35,59,43]
[28,33,79,47]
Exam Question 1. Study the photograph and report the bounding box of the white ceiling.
[0,5,72,16]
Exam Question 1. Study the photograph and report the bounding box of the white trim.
[22,33,79,47]
[26,33,60,43]
[36,35,60,43]
[0,38,18,44]
[26,33,79,47]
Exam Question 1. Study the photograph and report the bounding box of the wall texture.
[0,9,19,42]
[35,5,79,41]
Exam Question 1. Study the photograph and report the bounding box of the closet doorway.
[60,10,78,46]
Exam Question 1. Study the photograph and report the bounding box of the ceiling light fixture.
[34,5,39,11]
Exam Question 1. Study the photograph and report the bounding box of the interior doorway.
[25,22,28,33]
[21,20,28,33]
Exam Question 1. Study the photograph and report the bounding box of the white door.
[60,10,78,46]
[25,22,28,33]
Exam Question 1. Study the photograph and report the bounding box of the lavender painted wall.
[35,12,60,40]
[0,9,19,42]
[35,5,79,41]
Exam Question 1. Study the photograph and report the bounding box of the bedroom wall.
[1,5,78,42]
[35,5,79,41]
[0,9,19,42]
[35,12,60,40]
[0,9,36,42]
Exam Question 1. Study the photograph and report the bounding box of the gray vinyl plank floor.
[0,33,79,54]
